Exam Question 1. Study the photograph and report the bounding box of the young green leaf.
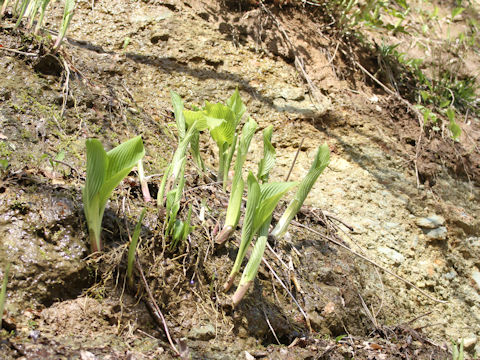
[226,88,246,126]
[216,118,258,244]
[170,91,186,141]
[232,215,271,306]
[271,143,330,240]
[52,0,74,50]
[83,136,145,252]
[127,208,146,288]
[224,172,260,291]
[257,125,275,183]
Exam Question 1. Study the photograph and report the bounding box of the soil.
[1,0,479,359]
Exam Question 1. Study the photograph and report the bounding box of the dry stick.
[292,221,447,304]
[285,138,304,181]
[261,256,312,332]
[0,47,37,56]
[135,258,180,357]
[263,306,281,345]
[61,58,70,118]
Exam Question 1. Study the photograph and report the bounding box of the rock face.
[0,184,91,307]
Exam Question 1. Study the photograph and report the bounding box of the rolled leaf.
[217,118,258,243]
[270,143,330,240]
[224,172,260,291]
[257,125,275,183]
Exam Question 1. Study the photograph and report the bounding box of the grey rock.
[416,215,445,229]
[424,226,447,240]
[472,271,480,289]
[188,324,215,341]
[378,246,405,264]
[461,336,477,350]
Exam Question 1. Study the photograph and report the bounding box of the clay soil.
[0,0,479,359]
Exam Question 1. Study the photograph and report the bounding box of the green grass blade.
[127,208,146,287]
[0,263,11,330]
[271,143,330,239]
[33,0,50,34]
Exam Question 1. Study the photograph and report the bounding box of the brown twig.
[286,138,304,181]
[0,47,37,56]
[135,257,180,356]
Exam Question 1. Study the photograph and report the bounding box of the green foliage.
[0,263,11,331]
[452,340,464,360]
[225,172,296,296]
[127,208,146,288]
[216,117,258,244]
[183,88,246,189]
[1,0,73,50]
[53,0,75,50]
[271,144,330,240]
[83,136,145,252]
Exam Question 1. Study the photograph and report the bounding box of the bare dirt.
[0,0,479,359]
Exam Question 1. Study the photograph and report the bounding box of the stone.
[472,271,480,289]
[424,226,447,240]
[188,324,215,341]
[461,336,477,350]
[378,246,405,264]
[150,32,170,44]
[416,215,445,229]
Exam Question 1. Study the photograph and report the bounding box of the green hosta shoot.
[0,263,10,330]
[14,0,30,28]
[216,117,258,244]
[232,216,271,306]
[33,0,50,35]
[224,172,296,292]
[127,208,146,288]
[270,143,330,240]
[257,125,275,183]
[170,204,193,251]
[52,0,74,50]
[137,159,151,203]
[83,136,145,252]
[183,89,246,188]
[158,91,198,206]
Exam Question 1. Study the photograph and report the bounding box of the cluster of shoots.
[82,89,330,306]
[1,0,75,50]
[161,90,330,305]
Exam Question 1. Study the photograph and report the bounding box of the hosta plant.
[215,117,258,244]
[224,172,296,294]
[83,136,145,252]
[183,89,246,189]
[270,143,330,240]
